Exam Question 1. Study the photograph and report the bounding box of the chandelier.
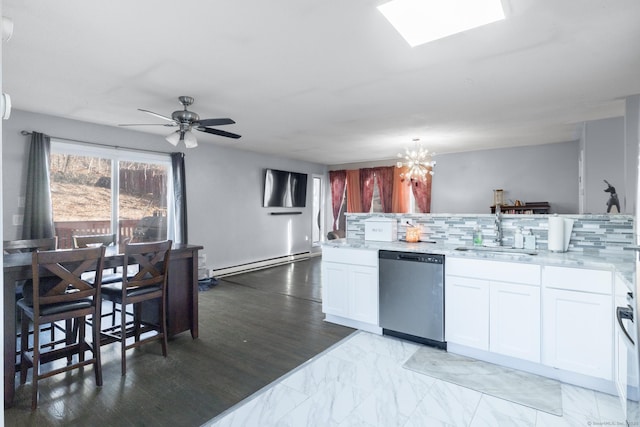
[396,138,436,184]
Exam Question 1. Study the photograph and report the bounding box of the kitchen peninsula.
[321,213,636,400]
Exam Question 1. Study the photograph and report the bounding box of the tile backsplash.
[345,213,634,254]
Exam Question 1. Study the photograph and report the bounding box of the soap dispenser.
[524,229,536,250]
[514,227,524,249]
[473,226,483,246]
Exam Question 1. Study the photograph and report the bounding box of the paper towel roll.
[548,216,565,252]
[548,216,574,252]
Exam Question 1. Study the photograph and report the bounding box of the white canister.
[364,218,398,242]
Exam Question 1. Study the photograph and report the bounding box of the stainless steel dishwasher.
[378,250,446,349]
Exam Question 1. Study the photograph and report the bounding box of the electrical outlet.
[12,214,23,226]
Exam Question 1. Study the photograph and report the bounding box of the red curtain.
[360,168,375,213]
[374,166,394,213]
[329,170,346,230]
[346,169,362,212]
[411,173,433,213]
[391,166,410,213]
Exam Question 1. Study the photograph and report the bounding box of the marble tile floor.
[203,331,638,427]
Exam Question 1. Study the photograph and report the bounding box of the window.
[369,179,383,213]
[50,141,173,249]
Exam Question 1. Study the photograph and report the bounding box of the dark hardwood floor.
[5,256,354,426]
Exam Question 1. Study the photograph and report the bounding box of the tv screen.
[263,169,308,208]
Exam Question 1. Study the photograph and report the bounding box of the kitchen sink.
[455,246,537,256]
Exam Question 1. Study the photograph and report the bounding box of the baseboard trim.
[212,252,312,277]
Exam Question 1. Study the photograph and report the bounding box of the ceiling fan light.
[183,131,198,148]
[165,131,181,146]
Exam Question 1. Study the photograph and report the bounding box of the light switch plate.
[12,214,23,226]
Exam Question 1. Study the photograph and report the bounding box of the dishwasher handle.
[397,253,422,262]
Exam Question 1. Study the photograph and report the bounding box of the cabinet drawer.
[447,258,540,285]
[542,266,612,294]
[322,247,378,266]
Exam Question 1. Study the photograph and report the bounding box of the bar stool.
[3,238,59,363]
[100,240,172,375]
[17,246,106,409]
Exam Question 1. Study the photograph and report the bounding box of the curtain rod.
[20,130,177,156]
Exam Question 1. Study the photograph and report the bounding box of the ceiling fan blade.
[197,127,242,139]
[196,118,235,127]
[138,108,175,122]
[118,123,177,127]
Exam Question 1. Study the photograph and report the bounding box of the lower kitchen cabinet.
[542,266,613,380]
[490,282,540,362]
[322,247,378,327]
[347,265,378,323]
[322,261,350,318]
[445,276,490,351]
[446,258,541,362]
[542,287,612,379]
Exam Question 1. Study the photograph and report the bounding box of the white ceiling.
[3,0,640,165]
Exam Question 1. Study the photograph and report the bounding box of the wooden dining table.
[3,243,203,408]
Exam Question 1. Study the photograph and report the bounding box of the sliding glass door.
[50,141,172,249]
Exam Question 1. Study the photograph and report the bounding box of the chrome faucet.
[494,204,503,245]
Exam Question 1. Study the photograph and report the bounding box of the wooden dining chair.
[3,238,60,360]
[3,237,57,254]
[72,233,116,250]
[17,246,106,409]
[4,237,58,303]
[100,240,172,375]
[72,233,124,325]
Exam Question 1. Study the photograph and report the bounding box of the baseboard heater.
[212,252,318,277]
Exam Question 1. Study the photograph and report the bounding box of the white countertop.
[324,238,636,290]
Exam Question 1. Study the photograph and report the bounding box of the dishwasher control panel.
[379,250,444,264]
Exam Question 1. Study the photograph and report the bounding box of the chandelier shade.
[396,138,435,185]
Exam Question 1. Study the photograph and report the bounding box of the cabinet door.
[322,262,349,317]
[542,288,612,379]
[348,265,378,324]
[490,282,540,362]
[445,276,489,351]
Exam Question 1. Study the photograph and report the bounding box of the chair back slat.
[32,247,106,309]
[3,237,57,254]
[123,241,172,291]
[72,234,116,249]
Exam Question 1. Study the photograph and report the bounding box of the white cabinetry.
[322,247,379,332]
[542,266,613,380]
[446,258,541,362]
[490,281,541,361]
[445,276,489,351]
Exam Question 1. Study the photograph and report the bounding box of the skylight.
[377,0,505,47]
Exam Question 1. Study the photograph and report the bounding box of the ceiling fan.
[119,96,241,148]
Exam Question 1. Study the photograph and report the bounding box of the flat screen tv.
[263,168,308,208]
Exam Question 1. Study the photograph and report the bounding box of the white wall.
[581,116,626,214]
[431,141,580,214]
[2,110,326,270]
